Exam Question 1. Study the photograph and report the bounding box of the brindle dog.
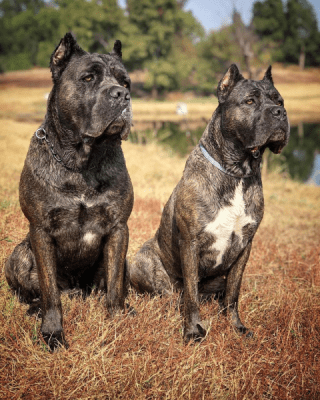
[128,64,290,342]
[5,33,134,350]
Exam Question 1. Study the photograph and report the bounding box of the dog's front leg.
[103,224,129,315]
[223,241,253,336]
[179,238,206,342]
[29,226,67,350]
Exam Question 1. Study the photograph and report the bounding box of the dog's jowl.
[5,33,134,350]
[129,64,289,342]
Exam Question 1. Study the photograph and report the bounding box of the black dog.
[5,33,134,350]
[129,64,289,342]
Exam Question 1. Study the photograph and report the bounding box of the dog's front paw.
[125,302,137,317]
[184,323,207,343]
[42,330,69,352]
[107,304,126,318]
[236,325,254,338]
[27,302,42,317]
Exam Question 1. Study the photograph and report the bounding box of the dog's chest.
[47,194,116,256]
[203,181,257,268]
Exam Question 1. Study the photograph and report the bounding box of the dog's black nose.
[271,106,286,120]
[109,86,130,101]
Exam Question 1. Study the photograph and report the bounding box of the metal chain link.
[35,128,62,163]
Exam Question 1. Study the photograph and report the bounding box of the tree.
[196,9,274,92]
[253,0,286,41]
[0,0,46,70]
[126,0,204,96]
[252,0,286,61]
[0,0,45,16]
[0,0,127,70]
[252,0,320,68]
[283,0,320,68]
[195,25,238,94]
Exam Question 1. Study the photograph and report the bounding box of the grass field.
[1,65,320,127]
[0,70,320,399]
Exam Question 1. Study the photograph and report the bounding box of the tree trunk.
[152,86,158,99]
[299,44,305,70]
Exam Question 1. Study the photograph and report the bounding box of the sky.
[186,0,320,32]
[118,0,320,33]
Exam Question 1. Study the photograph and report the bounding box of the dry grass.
[0,88,48,121]
[0,77,320,399]
[1,67,320,127]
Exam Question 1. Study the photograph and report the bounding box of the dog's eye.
[123,81,130,89]
[246,99,254,105]
[277,100,283,106]
[84,75,94,82]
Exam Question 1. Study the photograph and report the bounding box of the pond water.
[132,122,320,185]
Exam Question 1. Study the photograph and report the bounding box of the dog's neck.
[200,107,262,178]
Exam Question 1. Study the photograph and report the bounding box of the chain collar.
[35,127,63,163]
[35,127,83,172]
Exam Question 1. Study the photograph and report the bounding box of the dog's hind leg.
[128,239,173,295]
[5,233,41,305]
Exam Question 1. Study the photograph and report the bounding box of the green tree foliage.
[35,0,126,67]
[126,0,204,95]
[195,25,237,94]
[0,0,127,71]
[0,0,44,16]
[283,0,320,67]
[0,1,46,70]
[252,0,320,68]
[253,0,286,41]
[252,0,286,61]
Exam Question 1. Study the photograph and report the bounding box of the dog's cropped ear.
[217,64,244,104]
[111,40,122,59]
[262,65,274,85]
[50,33,86,82]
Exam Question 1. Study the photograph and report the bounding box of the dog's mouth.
[248,142,284,158]
[106,120,125,135]
[247,127,289,158]
[105,117,130,140]
[83,107,132,142]
[104,107,132,140]
[268,141,285,154]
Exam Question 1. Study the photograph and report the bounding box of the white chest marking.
[83,231,97,245]
[205,181,255,266]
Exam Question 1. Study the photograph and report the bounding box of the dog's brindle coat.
[129,64,289,342]
[5,34,134,350]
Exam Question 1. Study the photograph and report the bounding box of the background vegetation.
[1,0,320,95]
